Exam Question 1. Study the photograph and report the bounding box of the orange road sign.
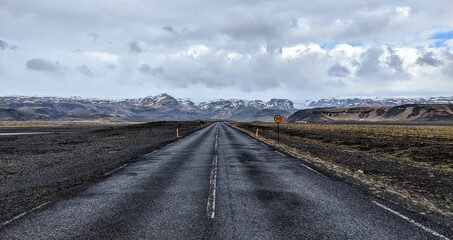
[274,114,283,124]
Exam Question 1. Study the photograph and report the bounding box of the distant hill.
[286,104,453,123]
[0,94,296,121]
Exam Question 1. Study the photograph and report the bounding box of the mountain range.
[308,96,453,108]
[0,94,296,121]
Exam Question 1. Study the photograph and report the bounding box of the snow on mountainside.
[286,104,453,123]
[309,97,453,108]
[0,94,295,121]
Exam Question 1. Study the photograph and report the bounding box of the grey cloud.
[386,47,403,70]
[356,47,384,76]
[334,9,394,41]
[162,26,177,34]
[442,52,453,77]
[128,41,146,54]
[265,44,282,55]
[77,65,94,77]
[26,58,62,72]
[416,52,443,66]
[328,63,350,77]
[221,11,289,43]
[443,64,453,77]
[2,0,453,99]
[0,39,18,50]
[138,64,164,75]
[87,32,99,42]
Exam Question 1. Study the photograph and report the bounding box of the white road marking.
[0,132,51,136]
[2,201,51,227]
[207,155,218,219]
[275,151,286,157]
[301,164,324,177]
[372,201,449,240]
[260,143,267,147]
[145,150,157,157]
[30,201,51,212]
[104,163,128,176]
[2,212,26,226]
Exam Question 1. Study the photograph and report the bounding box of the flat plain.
[0,121,203,224]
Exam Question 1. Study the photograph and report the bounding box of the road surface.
[1,123,450,239]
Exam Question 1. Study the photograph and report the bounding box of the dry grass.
[241,123,453,169]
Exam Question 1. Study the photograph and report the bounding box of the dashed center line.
[207,155,218,219]
[372,201,449,240]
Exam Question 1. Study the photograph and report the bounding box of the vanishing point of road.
[1,123,450,239]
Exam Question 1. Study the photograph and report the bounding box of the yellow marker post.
[256,128,259,137]
[274,115,283,144]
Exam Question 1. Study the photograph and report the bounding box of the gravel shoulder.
[232,122,453,232]
[0,121,204,224]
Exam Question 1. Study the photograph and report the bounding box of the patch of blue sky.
[429,40,447,48]
[430,31,453,40]
[320,42,337,50]
[346,41,363,47]
[428,31,453,48]
[320,41,363,50]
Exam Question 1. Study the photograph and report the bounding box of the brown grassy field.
[234,122,453,230]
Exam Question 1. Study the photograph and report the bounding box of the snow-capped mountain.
[309,97,453,108]
[0,94,296,121]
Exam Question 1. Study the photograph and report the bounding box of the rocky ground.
[233,122,453,231]
[0,121,204,224]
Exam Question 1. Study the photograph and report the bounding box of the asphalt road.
[1,122,450,239]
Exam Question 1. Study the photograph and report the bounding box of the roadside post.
[176,128,180,138]
[274,114,283,144]
[256,128,259,137]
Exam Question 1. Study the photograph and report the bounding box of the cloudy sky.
[1,0,453,103]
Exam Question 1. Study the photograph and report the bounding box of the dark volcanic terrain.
[0,121,203,224]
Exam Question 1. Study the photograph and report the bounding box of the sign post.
[274,114,283,145]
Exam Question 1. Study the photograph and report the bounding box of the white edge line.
[145,150,157,157]
[31,201,51,211]
[372,201,449,240]
[104,163,128,176]
[260,143,267,147]
[301,164,324,177]
[2,212,26,226]
[275,151,286,157]
[2,201,51,227]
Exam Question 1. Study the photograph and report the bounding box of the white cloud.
[0,0,452,101]
[83,51,119,65]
